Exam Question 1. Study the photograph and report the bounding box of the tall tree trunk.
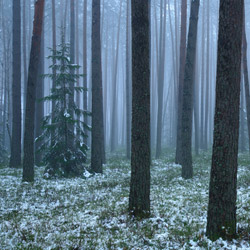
[9,0,21,168]
[204,0,210,150]
[91,0,105,173]
[69,0,75,148]
[181,0,200,179]
[83,0,88,146]
[240,72,245,152]
[129,0,150,217]
[51,0,56,143]
[175,0,187,164]
[242,8,250,153]
[110,1,122,152]
[206,0,243,241]
[35,26,44,166]
[155,0,167,159]
[22,0,45,182]
[126,0,132,159]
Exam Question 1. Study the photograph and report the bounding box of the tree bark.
[22,0,45,182]
[181,0,200,179]
[129,0,150,217]
[9,0,22,168]
[242,8,250,153]
[206,0,243,241]
[175,0,187,164]
[91,0,105,173]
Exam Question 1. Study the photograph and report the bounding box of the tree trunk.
[51,0,56,143]
[129,0,150,217]
[175,0,187,164]
[35,26,44,166]
[206,0,243,241]
[126,0,132,159]
[22,0,45,182]
[9,0,21,168]
[242,8,250,153]
[181,0,200,179]
[83,0,88,147]
[91,0,104,173]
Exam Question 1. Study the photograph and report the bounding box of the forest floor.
[0,151,250,249]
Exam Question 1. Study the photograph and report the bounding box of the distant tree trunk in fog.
[181,0,199,179]
[129,0,150,217]
[83,0,88,146]
[126,0,132,159]
[51,0,56,142]
[35,27,44,166]
[110,1,122,152]
[91,0,105,173]
[175,0,187,164]
[76,0,80,135]
[69,0,75,148]
[242,10,250,153]
[155,0,166,159]
[23,0,45,182]
[9,0,21,168]
[204,0,210,151]
[200,1,206,150]
[23,0,28,122]
[206,0,243,241]
[240,74,246,152]
[194,51,199,155]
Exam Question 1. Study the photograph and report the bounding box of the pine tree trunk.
[175,0,187,164]
[91,0,104,173]
[129,0,150,217]
[206,0,243,241]
[126,0,132,160]
[35,27,44,166]
[181,0,200,179]
[83,0,88,147]
[242,9,250,153]
[22,0,45,182]
[9,0,21,168]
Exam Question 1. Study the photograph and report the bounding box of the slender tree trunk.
[35,26,44,166]
[51,0,56,143]
[83,0,88,146]
[69,0,75,148]
[204,0,210,150]
[22,0,45,182]
[110,1,122,152]
[126,0,132,159]
[181,0,200,179]
[91,0,105,173]
[175,0,187,164]
[206,0,243,241]
[129,0,150,217]
[9,0,21,168]
[155,0,167,159]
[240,72,245,152]
[242,8,250,153]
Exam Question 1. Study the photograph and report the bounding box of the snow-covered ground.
[0,152,250,249]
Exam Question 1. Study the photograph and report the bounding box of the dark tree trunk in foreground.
[181,0,200,179]
[175,0,187,164]
[206,0,243,241]
[22,0,45,182]
[91,0,104,173]
[129,0,150,217]
[242,9,250,153]
[9,0,21,168]
[35,27,44,166]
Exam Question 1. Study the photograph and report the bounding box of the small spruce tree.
[38,42,90,178]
